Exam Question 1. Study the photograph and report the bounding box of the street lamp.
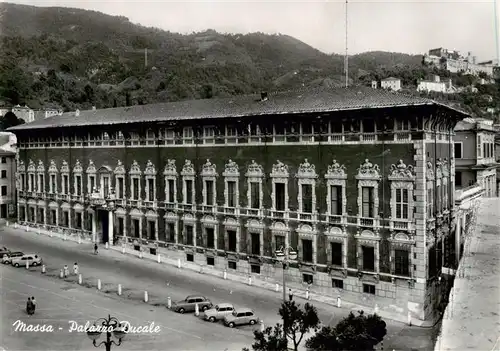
[275,246,298,302]
[86,314,127,351]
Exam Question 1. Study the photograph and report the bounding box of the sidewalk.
[7,221,424,326]
[434,198,500,351]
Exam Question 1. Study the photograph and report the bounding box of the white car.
[2,252,24,264]
[11,254,42,267]
[204,303,235,322]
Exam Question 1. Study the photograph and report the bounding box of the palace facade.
[10,87,468,322]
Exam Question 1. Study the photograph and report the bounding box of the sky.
[3,0,500,61]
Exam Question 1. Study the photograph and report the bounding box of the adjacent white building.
[12,105,35,123]
[380,77,401,91]
[417,75,456,93]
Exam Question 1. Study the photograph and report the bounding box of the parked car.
[171,295,213,314]
[204,303,235,322]
[0,247,10,256]
[224,308,259,328]
[11,254,42,267]
[2,251,24,264]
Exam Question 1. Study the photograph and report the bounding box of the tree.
[306,311,387,351]
[242,324,288,351]
[280,300,321,351]
[0,111,25,130]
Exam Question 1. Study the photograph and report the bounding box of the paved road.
[0,264,255,351]
[0,227,436,350]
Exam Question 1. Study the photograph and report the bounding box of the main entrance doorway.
[97,209,109,243]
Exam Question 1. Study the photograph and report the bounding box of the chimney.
[260,92,268,101]
[75,109,80,117]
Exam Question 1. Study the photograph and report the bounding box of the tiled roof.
[382,77,400,81]
[8,86,467,131]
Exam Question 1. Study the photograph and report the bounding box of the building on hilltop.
[454,118,497,197]
[11,105,35,123]
[8,86,470,323]
[423,49,497,77]
[417,75,456,94]
[380,77,402,92]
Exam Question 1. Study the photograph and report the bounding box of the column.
[455,213,461,267]
[17,204,20,222]
[92,212,97,243]
[155,218,159,241]
[108,211,114,245]
[68,210,72,229]
[34,206,37,224]
[44,207,47,225]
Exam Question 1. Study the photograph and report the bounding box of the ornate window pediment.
[181,160,195,177]
[325,159,347,180]
[296,159,317,179]
[325,226,347,238]
[145,160,156,176]
[48,160,58,173]
[130,160,142,176]
[36,160,45,173]
[389,232,415,247]
[388,160,415,181]
[163,159,177,176]
[355,159,381,181]
[18,160,25,173]
[73,160,83,174]
[245,160,264,178]
[223,159,239,177]
[60,161,70,174]
[27,159,36,173]
[426,161,435,180]
[114,160,126,175]
[87,160,96,174]
[270,160,288,178]
[201,159,217,177]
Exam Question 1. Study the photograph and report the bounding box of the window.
[483,143,487,158]
[227,181,236,207]
[206,227,215,248]
[275,183,285,211]
[185,180,193,204]
[186,253,194,262]
[29,174,34,191]
[331,242,342,266]
[251,233,260,255]
[395,120,410,130]
[89,175,96,193]
[395,189,409,219]
[148,220,156,240]
[21,174,25,190]
[1,185,6,196]
[203,126,215,144]
[363,284,376,295]
[183,127,194,144]
[186,225,194,246]
[1,170,6,178]
[226,126,237,144]
[361,187,374,217]
[300,123,314,142]
[132,178,139,199]
[228,261,237,270]
[147,178,155,201]
[227,230,237,252]
[332,279,344,289]
[251,265,261,274]
[302,239,313,262]
[362,246,375,271]
[0,157,6,163]
[248,124,261,143]
[51,209,56,225]
[395,249,410,276]
[330,185,342,215]
[75,175,82,195]
[117,217,124,235]
[477,136,482,158]
[163,129,175,145]
[454,143,462,159]
[117,178,124,198]
[102,176,109,198]
[250,182,260,208]
[38,174,44,192]
[273,124,286,142]
[167,223,175,242]
[63,175,69,194]
[362,119,375,133]
[455,171,462,187]
[167,179,175,202]
[275,235,285,252]
[76,213,82,229]
[63,211,69,227]
[207,257,215,266]
[205,180,214,205]
[302,274,313,284]
[301,184,313,213]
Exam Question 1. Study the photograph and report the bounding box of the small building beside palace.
[9,86,469,323]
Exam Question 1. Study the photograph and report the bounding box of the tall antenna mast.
[145,48,148,68]
[495,0,500,65]
[344,0,349,88]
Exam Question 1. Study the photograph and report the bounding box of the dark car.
[0,247,10,257]
[171,295,213,314]
[2,251,24,264]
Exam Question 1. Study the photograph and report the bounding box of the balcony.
[394,132,411,142]
[200,205,216,213]
[325,214,345,225]
[127,199,142,208]
[357,216,379,227]
[71,194,84,202]
[297,212,316,221]
[143,200,157,209]
[163,202,176,210]
[390,218,412,231]
[270,210,288,219]
[178,203,195,212]
[223,206,239,215]
[361,133,377,142]
[241,207,263,218]
[46,193,56,200]
[57,194,71,202]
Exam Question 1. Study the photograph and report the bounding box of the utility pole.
[344,0,349,88]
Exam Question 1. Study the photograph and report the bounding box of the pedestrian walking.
[26,298,34,315]
[94,243,98,255]
[288,288,293,301]
[63,264,69,277]
[73,262,79,275]
[31,296,36,313]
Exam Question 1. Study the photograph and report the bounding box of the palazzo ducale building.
[9,86,468,322]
